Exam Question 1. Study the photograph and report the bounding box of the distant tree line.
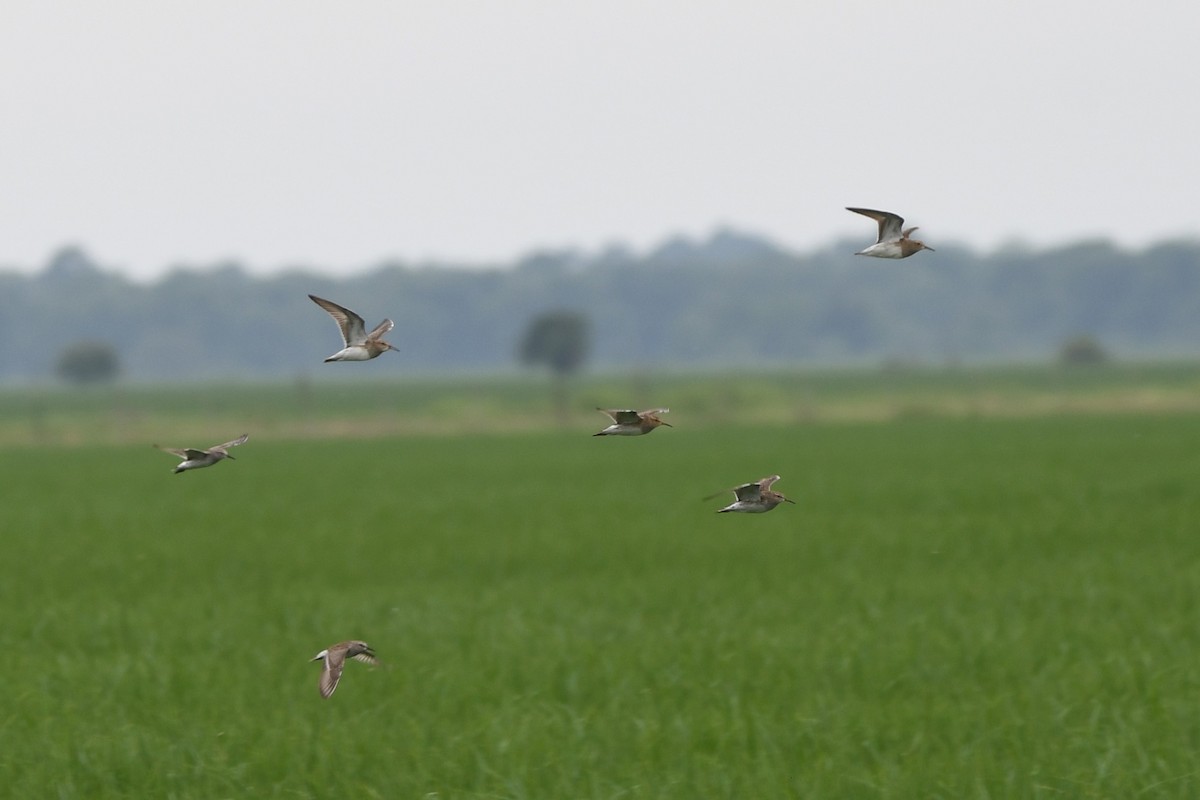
[2,230,1199,383]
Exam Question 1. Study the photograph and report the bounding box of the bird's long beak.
[925,245,936,252]
[661,421,673,427]
[784,498,796,504]
[226,454,236,460]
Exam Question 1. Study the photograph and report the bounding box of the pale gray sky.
[2,1,1197,279]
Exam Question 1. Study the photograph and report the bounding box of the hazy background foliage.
[4,231,1200,383]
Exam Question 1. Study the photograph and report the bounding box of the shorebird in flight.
[309,294,399,362]
[311,640,378,699]
[593,408,672,436]
[707,474,795,513]
[154,434,248,474]
[846,207,935,259]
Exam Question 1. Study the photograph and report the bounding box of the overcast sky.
[2,1,1197,279]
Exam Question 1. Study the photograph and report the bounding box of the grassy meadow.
[3,366,1200,797]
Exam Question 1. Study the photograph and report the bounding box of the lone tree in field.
[56,340,121,385]
[1058,334,1109,366]
[518,310,590,422]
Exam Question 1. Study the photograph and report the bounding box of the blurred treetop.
[1,231,1198,382]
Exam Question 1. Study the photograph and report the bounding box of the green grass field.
[5,360,1200,445]
[3,373,1200,797]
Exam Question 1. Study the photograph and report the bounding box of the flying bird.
[707,474,795,513]
[311,640,378,699]
[154,434,249,474]
[846,207,935,259]
[593,408,673,436]
[309,294,399,362]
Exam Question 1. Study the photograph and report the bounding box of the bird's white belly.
[608,426,643,435]
[326,346,373,362]
[856,242,904,259]
[723,501,768,512]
